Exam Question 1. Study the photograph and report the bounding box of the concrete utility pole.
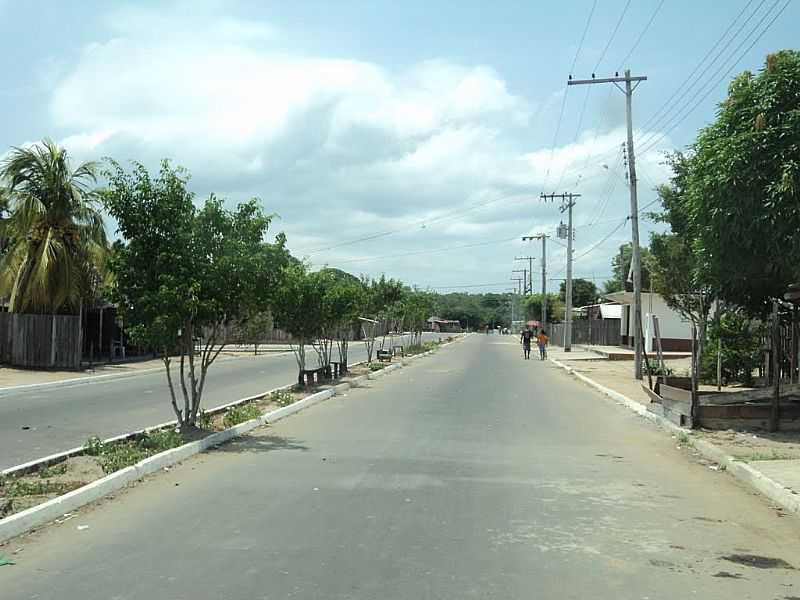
[512,269,528,298]
[511,276,524,297]
[523,234,549,331]
[515,257,535,294]
[541,193,580,352]
[568,69,647,379]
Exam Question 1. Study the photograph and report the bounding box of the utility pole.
[512,268,528,297]
[511,276,523,297]
[524,234,549,331]
[541,193,579,352]
[568,69,647,379]
[515,257,535,294]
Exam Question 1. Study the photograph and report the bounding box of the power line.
[592,0,632,72]
[638,0,791,155]
[617,0,666,69]
[323,235,518,266]
[636,0,774,152]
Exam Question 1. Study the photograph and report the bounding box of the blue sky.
[0,0,796,293]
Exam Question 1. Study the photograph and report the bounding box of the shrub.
[83,436,105,456]
[700,312,766,385]
[84,429,185,474]
[369,362,386,371]
[197,409,213,430]
[222,403,262,428]
[270,389,295,407]
[38,462,68,479]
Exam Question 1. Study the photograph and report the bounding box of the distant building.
[426,317,463,333]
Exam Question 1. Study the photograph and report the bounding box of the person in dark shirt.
[520,326,534,360]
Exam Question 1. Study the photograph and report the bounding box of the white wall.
[643,294,692,344]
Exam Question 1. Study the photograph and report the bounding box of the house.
[603,291,693,352]
[574,302,622,321]
[426,317,463,333]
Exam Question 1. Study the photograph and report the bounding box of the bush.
[270,389,294,407]
[222,403,262,428]
[369,362,386,371]
[700,312,766,385]
[644,363,674,377]
[83,429,186,474]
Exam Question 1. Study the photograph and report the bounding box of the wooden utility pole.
[569,70,647,378]
[523,234,549,331]
[515,257,535,294]
[541,193,580,352]
[770,301,781,432]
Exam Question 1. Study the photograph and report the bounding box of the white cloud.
[46,4,673,289]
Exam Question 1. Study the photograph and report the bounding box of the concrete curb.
[549,357,800,516]
[0,344,446,544]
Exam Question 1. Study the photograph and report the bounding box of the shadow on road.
[216,432,310,455]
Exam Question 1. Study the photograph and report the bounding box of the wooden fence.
[0,313,82,369]
[549,319,621,348]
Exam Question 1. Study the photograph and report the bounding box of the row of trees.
[0,151,439,431]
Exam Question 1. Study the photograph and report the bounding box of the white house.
[603,291,693,352]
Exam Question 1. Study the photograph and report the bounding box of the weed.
[747,449,794,462]
[369,362,386,372]
[197,409,213,430]
[38,462,68,479]
[270,389,295,407]
[677,432,690,445]
[4,479,78,498]
[83,436,105,456]
[139,428,183,452]
[223,403,262,428]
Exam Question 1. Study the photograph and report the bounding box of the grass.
[405,341,438,356]
[270,388,295,407]
[746,449,795,462]
[369,362,386,371]
[677,432,691,445]
[0,477,79,498]
[222,403,262,428]
[38,461,68,478]
[83,429,185,474]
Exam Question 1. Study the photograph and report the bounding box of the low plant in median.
[270,389,295,407]
[369,362,386,372]
[222,403,262,428]
[83,429,184,474]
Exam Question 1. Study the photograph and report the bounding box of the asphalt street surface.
[0,333,440,469]
[3,334,800,598]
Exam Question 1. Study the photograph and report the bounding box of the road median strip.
[0,337,459,545]
[549,357,800,518]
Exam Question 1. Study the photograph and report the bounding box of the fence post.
[770,301,781,432]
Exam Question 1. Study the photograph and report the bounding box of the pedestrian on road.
[520,326,534,360]
[537,330,549,360]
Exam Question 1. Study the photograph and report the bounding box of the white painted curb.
[0,345,446,543]
[549,357,800,516]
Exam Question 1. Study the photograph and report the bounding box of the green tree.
[103,160,285,430]
[684,50,800,315]
[559,278,598,308]
[272,265,328,384]
[603,243,653,294]
[523,293,563,323]
[0,140,107,314]
[648,153,715,357]
[318,270,364,372]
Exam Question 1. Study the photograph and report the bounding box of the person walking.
[537,330,549,360]
[520,326,534,360]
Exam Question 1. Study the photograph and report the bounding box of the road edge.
[549,357,800,517]
[0,339,458,544]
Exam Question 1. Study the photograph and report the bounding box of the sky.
[0,0,796,294]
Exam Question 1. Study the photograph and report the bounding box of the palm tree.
[0,139,107,314]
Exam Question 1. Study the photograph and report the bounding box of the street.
[2,335,799,598]
[0,333,439,470]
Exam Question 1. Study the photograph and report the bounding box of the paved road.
[0,333,441,469]
[3,335,800,598]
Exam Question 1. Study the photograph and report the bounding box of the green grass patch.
[82,429,185,474]
[1,478,79,498]
[222,403,262,428]
[37,462,68,479]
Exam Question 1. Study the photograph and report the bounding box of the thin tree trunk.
[163,354,184,427]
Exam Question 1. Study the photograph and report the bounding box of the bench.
[376,349,393,362]
[392,345,404,358]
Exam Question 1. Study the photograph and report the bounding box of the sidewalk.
[549,347,800,516]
